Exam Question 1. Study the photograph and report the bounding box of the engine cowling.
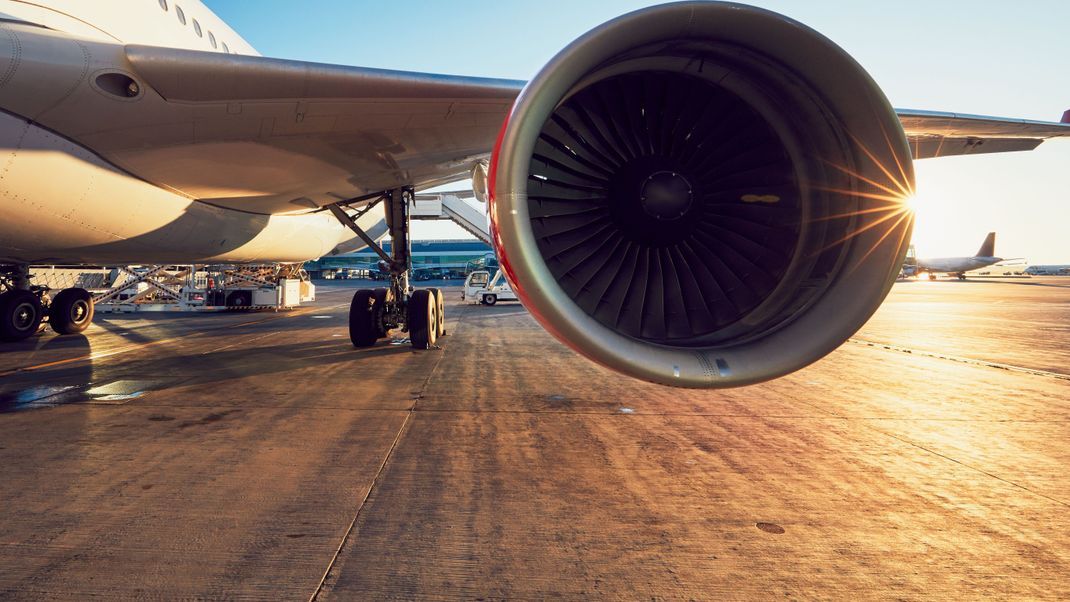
[489,2,914,388]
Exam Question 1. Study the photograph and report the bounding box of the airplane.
[908,233,1006,280]
[1,1,1070,389]
[1025,265,1070,276]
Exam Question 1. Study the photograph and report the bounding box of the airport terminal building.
[305,239,495,279]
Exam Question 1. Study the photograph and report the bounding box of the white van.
[462,269,518,305]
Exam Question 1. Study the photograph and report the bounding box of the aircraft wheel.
[0,289,44,342]
[349,289,381,348]
[49,288,94,335]
[226,290,252,307]
[407,289,437,350]
[928,273,936,280]
[483,294,497,306]
[427,287,446,337]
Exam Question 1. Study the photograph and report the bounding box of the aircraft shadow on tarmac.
[0,333,92,412]
[0,338,411,412]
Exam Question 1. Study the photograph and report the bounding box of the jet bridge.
[412,191,492,244]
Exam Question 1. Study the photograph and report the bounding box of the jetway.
[412,191,492,244]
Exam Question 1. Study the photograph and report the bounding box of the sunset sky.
[205,0,1070,263]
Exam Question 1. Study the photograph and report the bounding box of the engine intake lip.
[490,1,914,387]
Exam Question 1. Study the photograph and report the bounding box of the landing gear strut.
[329,189,447,350]
[0,264,95,342]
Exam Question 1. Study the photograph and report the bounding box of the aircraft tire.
[349,289,380,348]
[427,287,446,337]
[49,288,94,335]
[0,289,44,342]
[407,289,437,350]
[226,290,252,308]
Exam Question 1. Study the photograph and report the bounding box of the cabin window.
[158,0,168,11]
[193,19,202,37]
[176,5,186,25]
[222,42,230,53]
[208,31,217,49]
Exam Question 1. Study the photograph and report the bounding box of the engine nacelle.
[489,2,915,388]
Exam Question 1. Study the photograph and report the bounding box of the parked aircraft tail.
[976,232,996,257]
[1062,109,1070,124]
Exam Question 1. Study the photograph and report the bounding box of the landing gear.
[928,273,937,280]
[49,288,94,334]
[349,287,394,347]
[0,264,95,341]
[956,273,967,281]
[407,289,438,349]
[349,289,382,347]
[330,189,447,350]
[427,288,446,337]
[0,289,43,341]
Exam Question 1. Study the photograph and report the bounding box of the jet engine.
[489,2,915,388]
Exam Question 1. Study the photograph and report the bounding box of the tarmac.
[1,277,1068,599]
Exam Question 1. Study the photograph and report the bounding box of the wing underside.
[119,45,525,215]
[897,108,1070,159]
[0,22,524,217]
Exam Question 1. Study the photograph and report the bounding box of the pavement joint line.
[199,330,283,355]
[307,406,414,602]
[870,427,1070,509]
[848,338,1070,381]
[308,297,463,601]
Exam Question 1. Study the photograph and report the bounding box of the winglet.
[1062,109,1070,124]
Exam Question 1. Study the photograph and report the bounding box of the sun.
[903,192,920,213]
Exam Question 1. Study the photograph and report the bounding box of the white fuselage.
[916,256,1003,274]
[0,1,378,265]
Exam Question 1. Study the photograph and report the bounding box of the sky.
[204,0,1070,263]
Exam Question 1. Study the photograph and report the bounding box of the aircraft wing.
[897,109,1070,159]
[43,43,1070,216]
[90,46,525,215]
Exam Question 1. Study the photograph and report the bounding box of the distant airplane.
[1025,265,1070,276]
[909,233,1006,280]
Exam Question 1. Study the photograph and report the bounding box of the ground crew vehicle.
[462,270,518,306]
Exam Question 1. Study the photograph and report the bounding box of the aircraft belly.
[0,112,361,265]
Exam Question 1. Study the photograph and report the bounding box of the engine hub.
[639,171,692,221]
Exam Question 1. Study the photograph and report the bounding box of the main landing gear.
[329,188,447,350]
[0,264,95,342]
